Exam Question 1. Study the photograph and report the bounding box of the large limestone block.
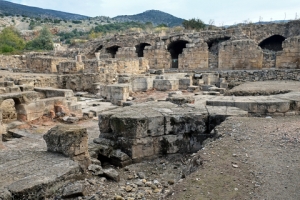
[110,110,148,139]
[107,84,130,104]
[179,78,192,90]
[131,76,154,92]
[44,125,91,169]
[98,108,124,134]
[34,87,74,98]
[16,101,45,121]
[153,79,179,91]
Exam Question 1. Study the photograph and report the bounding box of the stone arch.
[206,37,231,54]
[135,43,151,57]
[259,35,286,51]
[167,40,189,68]
[95,45,103,53]
[106,45,121,58]
[206,37,231,69]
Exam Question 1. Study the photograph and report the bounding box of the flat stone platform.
[0,150,80,198]
[206,91,300,116]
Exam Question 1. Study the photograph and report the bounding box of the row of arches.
[94,35,286,68]
[94,43,152,58]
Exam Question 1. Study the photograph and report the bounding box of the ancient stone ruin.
[0,20,300,199]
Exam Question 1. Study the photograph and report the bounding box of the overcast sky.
[6,0,300,25]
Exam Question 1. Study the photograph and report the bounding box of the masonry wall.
[57,61,84,74]
[115,47,138,59]
[26,56,67,73]
[218,69,300,83]
[0,55,25,69]
[178,42,209,70]
[218,40,263,70]
[144,42,170,69]
[98,58,148,84]
[276,36,300,69]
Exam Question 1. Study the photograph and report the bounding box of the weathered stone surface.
[153,79,179,91]
[62,182,87,198]
[219,40,263,70]
[88,164,103,176]
[0,150,80,199]
[102,168,120,182]
[43,125,91,169]
[276,36,300,69]
[166,95,195,105]
[0,188,11,200]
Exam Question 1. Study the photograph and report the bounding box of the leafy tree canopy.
[0,27,25,53]
[182,18,206,31]
[25,26,53,50]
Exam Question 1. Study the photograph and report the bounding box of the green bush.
[25,26,53,50]
[93,21,146,34]
[0,27,25,53]
[182,18,206,31]
[72,20,82,24]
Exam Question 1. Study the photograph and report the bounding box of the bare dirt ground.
[166,116,300,200]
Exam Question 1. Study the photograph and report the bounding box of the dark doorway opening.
[106,45,121,58]
[259,35,285,51]
[207,37,231,54]
[168,40,189,68]
[135,43,151,57]
[95,45,103,52]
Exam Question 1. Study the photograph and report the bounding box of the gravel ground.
[166,116,300,200]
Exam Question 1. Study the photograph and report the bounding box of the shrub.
[182,18,206,31]
[25,26,53,50]
[0,27,25,53]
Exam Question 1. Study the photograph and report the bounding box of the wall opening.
[206,37,230,69]
[168,40,189,68]
[259,35,285,51]
[106,45,121,58]
[207,37,231,55]
[95,45,103,52]
[135,43,151,57]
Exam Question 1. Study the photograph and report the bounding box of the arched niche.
[259,35,286,51]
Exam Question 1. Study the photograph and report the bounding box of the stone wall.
[218,69,300,83]
[0,55,25,69]
[115,47,138,59]
[219,40,263,70]
[276,36,300,69]
[57,61,84,74]
[262,51,276,68]
[144,42,170,69]
[179,42,208,70]
[98,59,143,84]
[26,56,68,73]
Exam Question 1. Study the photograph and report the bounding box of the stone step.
[187,86,200,92]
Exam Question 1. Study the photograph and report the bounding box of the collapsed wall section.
[276,36,300,69]
[178,42,209,70]
[144,42,170,69]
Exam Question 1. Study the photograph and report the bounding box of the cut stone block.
[44,125,91,169]
[153,79,179,91]
[34,87,74,98]
[16,101,45,121]
[179,78,192,90]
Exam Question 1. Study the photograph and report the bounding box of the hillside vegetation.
[0,0,88,20]
[113,10,185,27]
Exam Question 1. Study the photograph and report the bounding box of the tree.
[0,27,25,53]
[25,26,53,50]
[157,23,168,28]
[182,18,205,31]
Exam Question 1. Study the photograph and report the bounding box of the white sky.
[6,0,300,25]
